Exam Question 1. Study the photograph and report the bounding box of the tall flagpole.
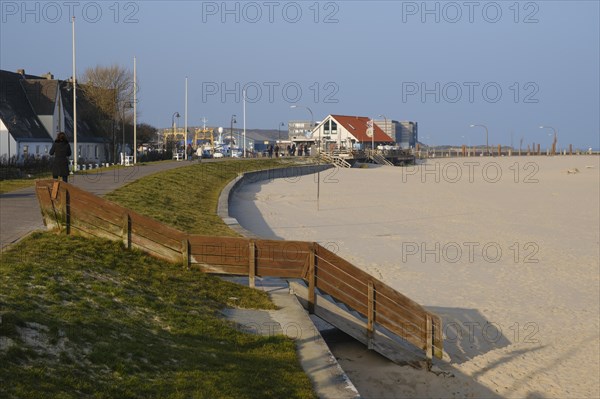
[243,88,246,158]
[72,16,78,173]
[133,56,137,163]
[184,77,188,160]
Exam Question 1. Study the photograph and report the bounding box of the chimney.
[42,72,54,80]
[17,69,25,75]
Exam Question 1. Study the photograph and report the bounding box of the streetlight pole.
[243,89,246,158]
[470,124,489,156]
[230,114,237,157]
[278,122,285,145]
[172,111,180,157]
[540,125,557,155]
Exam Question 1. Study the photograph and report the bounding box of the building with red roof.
[311,114,395,151]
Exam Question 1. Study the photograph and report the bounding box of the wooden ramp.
[290,281,428,368]
[35,179,442,365]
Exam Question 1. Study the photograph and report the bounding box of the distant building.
[374,120,418,149]
[288,120,313,141]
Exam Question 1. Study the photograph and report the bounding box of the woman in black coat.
[49,132,72,182]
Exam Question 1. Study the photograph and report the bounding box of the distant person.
[298,144,303,157]
[267,144,273,158]
[49,132,71,182]
[196,146,203,162]
[274,145,280,157]
[186,144,194,161]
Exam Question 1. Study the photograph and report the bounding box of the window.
[94,145,99,159]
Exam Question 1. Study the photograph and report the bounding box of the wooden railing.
[35,179,442,360]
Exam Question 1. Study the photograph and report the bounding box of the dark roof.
[59,81,111,143]
[330,115,394,143]
[0,70,52,141]
[22,79,59,115]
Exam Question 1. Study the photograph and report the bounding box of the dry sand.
[230,155,600,399]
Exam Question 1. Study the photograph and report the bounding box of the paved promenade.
[0,161,193,251]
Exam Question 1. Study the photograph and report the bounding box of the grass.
[0,232,316,399]
[0,175,51,194]
[105,159,303,236]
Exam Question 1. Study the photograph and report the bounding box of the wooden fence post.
[122,213,131,249]
[62,187,70,235]
[426,315,433,360]
[367,281,375,349]
[308,244,316,314]
[249,241,256,288]
[181,239,190,268]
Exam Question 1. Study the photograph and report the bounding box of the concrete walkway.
[221,276,360,399]
[0,160,194,251]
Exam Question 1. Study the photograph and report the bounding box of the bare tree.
[81,65,138,161]
[81,64,136,121]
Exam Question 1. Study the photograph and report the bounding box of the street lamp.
[230,114,237,157]
[172,112,180,157]
[470,124,489,156]
[540,125,557,155]
[290,105,314,150]
[278,122,285,143]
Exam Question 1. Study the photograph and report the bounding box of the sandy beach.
[230,156,600,398]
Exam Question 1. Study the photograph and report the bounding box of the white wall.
[0,120,17,160]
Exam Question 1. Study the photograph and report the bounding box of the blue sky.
[1,1,599,148]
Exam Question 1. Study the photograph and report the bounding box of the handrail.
[35,179,442,360]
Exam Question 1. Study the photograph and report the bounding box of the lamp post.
[230,114,237,157]
[290,105,314,151]
[172,111,180,157]
[278,122,285,144]
[470,124,489,156]
[539,125,557,155]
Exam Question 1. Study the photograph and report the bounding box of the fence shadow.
[426,306,512,364]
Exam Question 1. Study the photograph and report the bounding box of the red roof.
[329,114,394,143]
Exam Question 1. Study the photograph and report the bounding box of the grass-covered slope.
[105,159,299,237]
[0,233,314,398]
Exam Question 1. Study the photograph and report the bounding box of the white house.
[0,69,111,164]
[310,114,395,151]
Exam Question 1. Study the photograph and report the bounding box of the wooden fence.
[35,179,442,360]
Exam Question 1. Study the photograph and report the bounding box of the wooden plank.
[253,266,304,278]
[51,181,60,199]
[426,315,433,360]
[130,222,186,253]
[122,213,131,249]
[69,208,123,240]
[129,212,187,243]
[375,295,427,334]
[131,233,186,263]
[192,263,251,275]
[374,280,433,321]
[368,281,374,349]
[374,311,426,349]
[315,277,369,316]
[62,187,70,235]
[182,239,190,268]
[249,241,256,288]
[315,262,368,303]
[308,246,315,314]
